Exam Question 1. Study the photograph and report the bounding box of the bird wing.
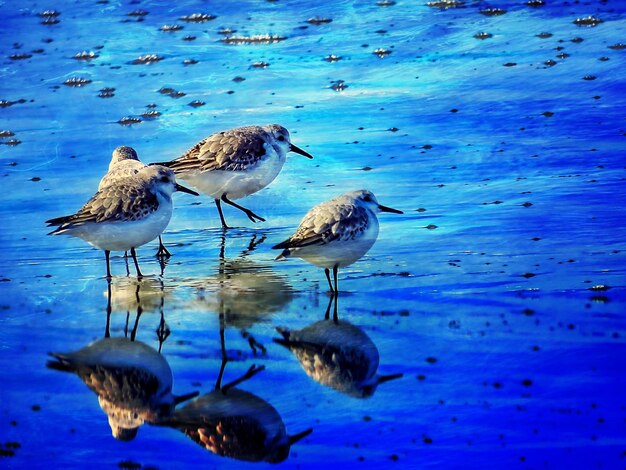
[273,203,370,250]
[162,126,269,173]
[46,178,159,230]
[98,160,145,190]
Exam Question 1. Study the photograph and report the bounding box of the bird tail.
[274,248,291,261]
[272,327,292,348]
[45,215,74,235]
[46,353,76,373]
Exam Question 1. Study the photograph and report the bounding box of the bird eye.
[160,176,169,183]
[363,195,371,202]
[277,135,285,141]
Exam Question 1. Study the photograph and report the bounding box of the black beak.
[175,183,199,196]
[377,373,403,384]
[289,143,314,159]
[378,204,403,214]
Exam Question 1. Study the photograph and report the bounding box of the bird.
[154,124,313,229]
[272,190,403,293]
[99,146,171,258]
[274,297,403,398]
[47,337,198,441]
[46,165,198,278]
[160,388,313,463]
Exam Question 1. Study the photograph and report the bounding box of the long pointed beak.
[378,204,403,214]
[172,391,200,405]
[289,143,314,159]
[288,428,313,445]
[377,373,403,384]
[175,183,199,196]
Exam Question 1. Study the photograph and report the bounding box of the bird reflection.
[274,296,403,398]
[47,337,198,441]
[186,231,293,354]
[157,314,312,463]
[47,278,196,440]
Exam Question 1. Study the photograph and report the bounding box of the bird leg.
[241,330,267,355]
[156,236,171,258]
[215,198,230,229]
[105,277,112,338]
[105,250,112,279]
[324,268,334,294]
[221,364,265,394]
[333,264,339,295]
[221,194,266,223]
[130,247,143,278]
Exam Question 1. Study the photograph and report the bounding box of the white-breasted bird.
[99,146,171,257]
[272,190,403,293]
[47,337,198,441]
[274,317,403,398]
[46,165,198,278]
[155,124,313,229]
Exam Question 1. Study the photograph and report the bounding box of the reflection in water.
[274,296,403,398]
[158,314,312,463]
[104,276,170,351]
[187,232,293,353]
[47,337,198,441]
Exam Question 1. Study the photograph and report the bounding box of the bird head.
[264,124,313,159]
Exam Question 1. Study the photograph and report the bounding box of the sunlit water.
[2,0,626,468]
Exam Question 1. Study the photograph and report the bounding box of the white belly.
[179,156,285,200]
[294,221,379,269]
[67,202,173,252]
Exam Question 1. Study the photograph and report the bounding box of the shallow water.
[2,0,626,468]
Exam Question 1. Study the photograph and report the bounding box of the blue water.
[2,0,626,468]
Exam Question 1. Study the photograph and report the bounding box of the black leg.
[130,247,143,278]
[215,309,228,391]
[215,198,229,229]
[333,265,339,294]
[105,277,112,338]
[332,292,339,322]
[221,364,265,394]
[221,194,266,223]
[324,268,334,293]
[241,330,267,355]
[156,236,171,258]
[130,283,143,341]
[105,250,111,279]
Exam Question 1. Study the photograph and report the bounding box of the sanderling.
[158,326,311,463]
[272,189,403,293]
[274,298,403,398]
[47,337,198,441]
[155,124,313,229]
[46,165,198,278]
[99,146,171,258]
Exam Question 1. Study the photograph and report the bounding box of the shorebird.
[272,190,403,293]
[155,124,313,229]
[156,321,312,463]
[47,337,198,441]
[274,297,403,398]
[46,165,198,278]
[99,146,171,258]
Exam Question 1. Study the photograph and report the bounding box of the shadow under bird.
[155,124,313,229]
[274,299,402,398]
[99,146,171,258]
[46,165,198,278]
[273,190,403,293]
[47,337,198,441]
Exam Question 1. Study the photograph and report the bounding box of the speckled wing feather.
[180,416,269,461]
[46,178,158,230]
[99,160,145,190]
[163,126,269,173]
[273,202,370,249]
